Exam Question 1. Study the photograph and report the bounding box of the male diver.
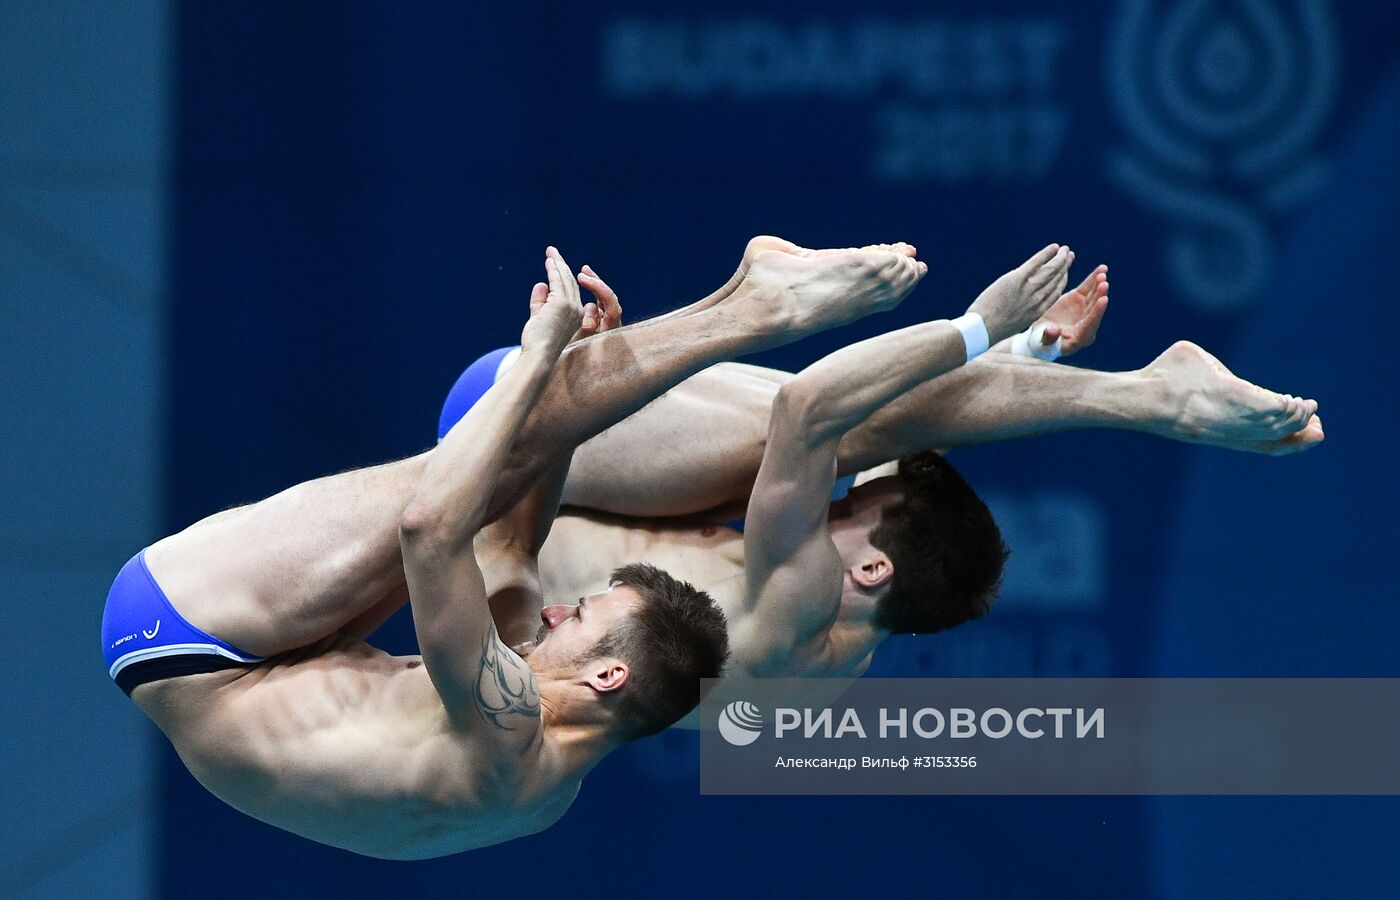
[101,243,927,857]
[447,239,1321,702]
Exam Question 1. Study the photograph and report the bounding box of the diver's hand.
[966,244,1074,343]
[572,265,624,342]
[1034,264,1109,356]
[520,246,585,358]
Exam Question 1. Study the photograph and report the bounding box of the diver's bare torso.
[537,511,874,678]
[131,640,578,860]
[539,511,747,617]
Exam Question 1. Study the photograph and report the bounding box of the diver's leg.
[554,346,1322,520]
[145,454,432,656]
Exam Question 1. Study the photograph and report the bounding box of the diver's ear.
[850,550,893,590]
[585,658,629,693]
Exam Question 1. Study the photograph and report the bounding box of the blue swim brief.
[102,549,265,696]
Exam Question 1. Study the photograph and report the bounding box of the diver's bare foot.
[743,235,802,263]
[692,237,805,313]
[1142,341,1324,456]
[795,240,919,259]
[686,237,921,320]
[730,246,926,335]
[716,236,920,302]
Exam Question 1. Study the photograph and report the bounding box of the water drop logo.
[1107,0,1338,313]
[717,700,764,746]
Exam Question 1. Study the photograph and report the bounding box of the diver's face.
[520,586,641,672]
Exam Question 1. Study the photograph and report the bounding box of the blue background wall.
[1,3,167,896]
[81,1,1400,897]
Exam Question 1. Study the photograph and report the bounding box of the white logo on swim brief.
[718,700,764,746]
[143,620,161,640]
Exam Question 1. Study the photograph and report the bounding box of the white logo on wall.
[1107,0,1338,313]
[718,700,764,746]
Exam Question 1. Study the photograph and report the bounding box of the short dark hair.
[867,452,1009,634]
[593,563,730,738]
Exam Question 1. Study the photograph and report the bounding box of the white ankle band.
[951,312,990,362]
[1010,322,1062,361]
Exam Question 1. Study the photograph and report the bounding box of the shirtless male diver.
[101,243,929,858]
[443,238,1323,700]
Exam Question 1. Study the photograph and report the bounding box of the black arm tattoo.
[474,629,541,730]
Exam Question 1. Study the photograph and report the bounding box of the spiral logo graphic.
[1107,0,1338,312]
[718,700,765,746]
